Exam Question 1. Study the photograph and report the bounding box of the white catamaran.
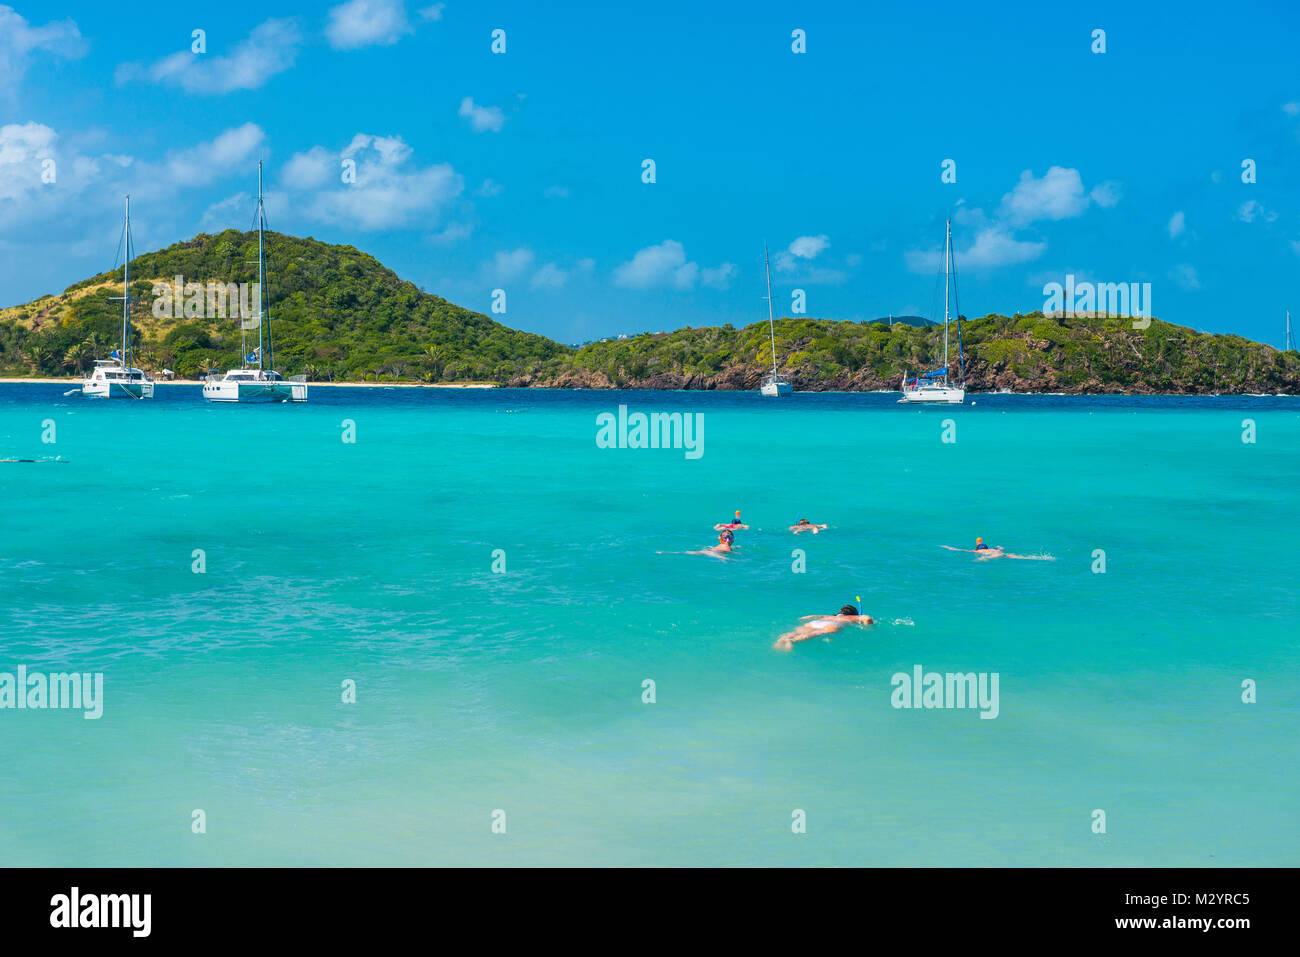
[82,196,155,400]
[202,162,307,403]
[900,219,965,404]
[759,243,793,397]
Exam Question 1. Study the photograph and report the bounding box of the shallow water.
[1,384,1296,865]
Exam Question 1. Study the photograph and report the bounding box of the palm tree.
[63,341,93,374]
[423,345,447,381]
[24,344,49,374]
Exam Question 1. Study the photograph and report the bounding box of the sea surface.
[1,384,1296,866]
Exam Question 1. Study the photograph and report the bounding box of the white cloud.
[1089,181,1121,207]
[281,133,464,230]
[117,18,301,94]
[162,123,265,187]
[544,185,570,199]
[1168,211,1185,238]
[201,192,252,230]
[490,248,535,282]
[1291,240,1300,257]
[281,147,335,191]
[774,234,843,280]
[530,262,568,289]
[418,3,445,20]
[458,97,506,133]
[1283,102,1299,117]
[1169,264,1201,290]
[999,166,1118,224]
[613,240,731,291]
[431,221,472,243]
[613,240,690,290]
[958,227,1046,268]
[701,262,737,289]
[0,120,266,258]
[788,234,829,259]
[905,168,1116,273]
[906,225,1045,272]
[1237,199,1277,224]
[0,6,87,90]
[325,0,413,49]
[478,178,504,197]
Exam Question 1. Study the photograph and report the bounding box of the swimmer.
[658,530,737,561]
[789,518,828,534]
[942,542,1055,561]
[775,604,874,650]
[714,510,749,531]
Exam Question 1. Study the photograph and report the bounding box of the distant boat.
[900,219,965,404]
[82,196,154,400]
[203,162,307,404]
[759,243,792,397]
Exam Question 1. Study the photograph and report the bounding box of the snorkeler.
[942,541,1055,561]
[775,605,874,650]
[658,530,737,560]
[690,531,735,560]
[790,519,828,534]
[714,510,749,531]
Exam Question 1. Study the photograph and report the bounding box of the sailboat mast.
[943,219,951,381]
[257,161,266,371]
[765,243,777,374]
[122,195,131,368]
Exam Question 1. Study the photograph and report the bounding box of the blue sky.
[2,0,1298,345]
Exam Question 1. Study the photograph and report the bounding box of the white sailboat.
[82,196,155,399]
[759,243,793,397]
[203,162,307,403]
[900,219,965,404]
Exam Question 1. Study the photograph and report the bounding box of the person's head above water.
[798,518,811,525]
[840,604,858,616]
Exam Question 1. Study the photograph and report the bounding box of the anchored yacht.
[82,197,155,400]
[759,243,793,397]
[202,162,307,404]
[900,219,965,404]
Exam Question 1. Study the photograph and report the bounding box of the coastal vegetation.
[1,231,1296,394]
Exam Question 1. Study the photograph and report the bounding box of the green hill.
[0,230,563,381]
[543,314,1300,393]
[1,230,1296,394]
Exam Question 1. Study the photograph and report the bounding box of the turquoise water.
[1,384,1297,866]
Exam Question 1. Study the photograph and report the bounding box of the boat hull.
[202,380,307,403]
[760,375,793,396]
[899,386,965,404]
[81,379,154,399]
